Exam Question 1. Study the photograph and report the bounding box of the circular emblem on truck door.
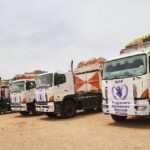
[37,89,46,102]
[112,82,128,100]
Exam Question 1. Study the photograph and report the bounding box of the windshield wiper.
[124,72,141,79]
[104,73,141,80]
[103,76,122,80]
[36,84,49,89]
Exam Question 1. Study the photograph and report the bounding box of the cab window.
[54,73,66,86]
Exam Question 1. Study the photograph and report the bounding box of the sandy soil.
[0,111,150,150]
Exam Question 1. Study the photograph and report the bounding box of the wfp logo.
[112,80,128,100]
[37,89,45,102]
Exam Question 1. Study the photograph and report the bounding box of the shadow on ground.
[0,111,14,115]
[14,113,44,118]
[40,110,102,122]
[109,116,150,129]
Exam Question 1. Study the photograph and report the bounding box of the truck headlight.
[135,106,147,111]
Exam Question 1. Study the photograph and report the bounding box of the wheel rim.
[65,104,75,117]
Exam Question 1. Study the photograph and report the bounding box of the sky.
[0,0,149,79]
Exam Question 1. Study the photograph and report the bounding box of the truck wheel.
[46,113,55,118]
[61,101,76,118]
[19,111,30,116]
[32,108,38,115]
[96,107,102,112]
[31,102,38,115]
[7,104,11,111]
[111,114,127,122]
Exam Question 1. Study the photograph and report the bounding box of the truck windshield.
[103,54,147,80]
[10,81,25,93]
[36,73,53,87]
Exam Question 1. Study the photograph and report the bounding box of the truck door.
[53,73,70,101]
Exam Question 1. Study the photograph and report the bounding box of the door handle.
[64,90,68,92]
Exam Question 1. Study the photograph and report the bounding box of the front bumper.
[102,99,150,116]
[11,103,27,112]
[36,102,54,112]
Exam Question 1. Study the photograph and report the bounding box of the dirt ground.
[0,111,150,150]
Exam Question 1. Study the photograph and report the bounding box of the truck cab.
[0,85,11,113]
[102,35,150,122]
[10,79,36,115]
[35,72,75,118]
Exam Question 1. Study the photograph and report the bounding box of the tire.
[31,102,38,115]
[7,104,11,111]
[61,101,76,118]
[111,114,127,122]
[46,112,56,118]
[19,111,30,116]
[96,106,102,112]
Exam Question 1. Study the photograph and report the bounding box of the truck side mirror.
[54,74,66,86]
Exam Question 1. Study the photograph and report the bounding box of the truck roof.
[37,71,65,77]
[37,72,51,76]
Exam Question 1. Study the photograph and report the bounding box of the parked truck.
[0,80,11,113]
[10,72,41,115]
[35,57,105,118]
[102,34,150,122]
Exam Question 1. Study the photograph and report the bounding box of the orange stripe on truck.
[140,89,149,99]
[88,72,100,90]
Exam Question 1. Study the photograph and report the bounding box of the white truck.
[10,79,37,115]
[102,34,150,122]
[35,57,105,118]
[0,80,11,113]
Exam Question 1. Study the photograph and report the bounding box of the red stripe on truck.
[140,89,149,99]
[88,72,100,90]
[75,76,84,91]
[75,72,100,91]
